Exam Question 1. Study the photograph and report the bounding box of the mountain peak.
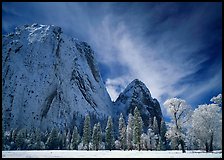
[129,79,146,87]
[131,78,141,84]
[114,79,163,129]
[121,79,152,100]
[15,23,61,32]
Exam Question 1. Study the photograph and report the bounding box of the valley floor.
[2,150,222,158]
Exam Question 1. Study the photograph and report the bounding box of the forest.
[2,94,222,153]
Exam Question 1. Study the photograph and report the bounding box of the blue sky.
[2,2,222,119]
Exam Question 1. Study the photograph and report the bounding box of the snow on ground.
[2,150,222,158]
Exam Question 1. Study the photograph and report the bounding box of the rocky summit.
[113,79,163,130]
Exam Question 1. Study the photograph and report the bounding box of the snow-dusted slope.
[113,79,163,129]
[2,24,113,130]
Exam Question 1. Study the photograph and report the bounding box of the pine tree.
[71,126,79,150]
[65,130,71,150]
[34,128,42,150]
[27,129,35,150]
[42,130,49,144]
[118,113,127,150]
[92,123,100,150]
[148,116,153,128]
[15,128,26,150]
[140,133,148,150]
[61,132,67,149]
[153,116,159,135]
[46,128,59,149]
[105,116,114,151]
[12,128,18,142]
[160,119,167,150]
[83,114,91,150]
[9,129,14,143]
[126,113,134,150]
[147,127,156,150]
[133,106,143,151]
[97,122,102,148]
[58,132,63,150]
[93,122,102,150]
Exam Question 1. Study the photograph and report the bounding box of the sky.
[2,2,222,119]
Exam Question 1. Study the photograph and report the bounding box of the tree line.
[2,93,222,152]
[2,107,167,151]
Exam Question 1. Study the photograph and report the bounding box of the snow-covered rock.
[2,24,113,131]
[113,79,163,130]
[2,24,163,132]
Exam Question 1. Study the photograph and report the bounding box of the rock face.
[113,79,163,130]
[2,24,163,132]
[2,24,112,131]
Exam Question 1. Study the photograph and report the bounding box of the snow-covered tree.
[78,141,84,150]
[133,106,143,151]
[190,103,222,152]
[160,119,168,150]
[105,116,114,150]
[140,133,149,150]
[163,98,192,153]
[152,116,159,135]
[115,140,121,150]
[118,113,127,150]
[15,128,26,150]
[42,130,50,144]
[65,130,71,150]
[97,122,102,150]
[126,113,134,150]
[156,135,163,150]
[60,132,67,150]
[70,126,80,150]
[27,129,35,150]
[2,130,12,150]
[33,128,45,150]
[46,128,59,150]
[82,114,91,150]
[92,122,102,151]
[57,132,63,150]
[210,93,222,106]
[147,128,156,150]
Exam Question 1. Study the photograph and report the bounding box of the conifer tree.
[105,116,114,151]
[97,122,102,146]
[133,107,143,151]
[62,132,67,149]
[58,132,63,150]
[147,127,156,150]
[34,128,42,150]
[126,113,134,150]
[93,122,102,150]
[92,123,100,150]
[153,116,159,135]
[118,113,127,150]
[15,128,26,150]
[65,130,71,150]
[71,126,79,150]
[160,119,167,150]
[83,114,91,150]
[46,128,59,149]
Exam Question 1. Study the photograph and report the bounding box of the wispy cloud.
[88,4,221,105]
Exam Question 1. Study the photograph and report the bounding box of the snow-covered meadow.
[2,150,222,158]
